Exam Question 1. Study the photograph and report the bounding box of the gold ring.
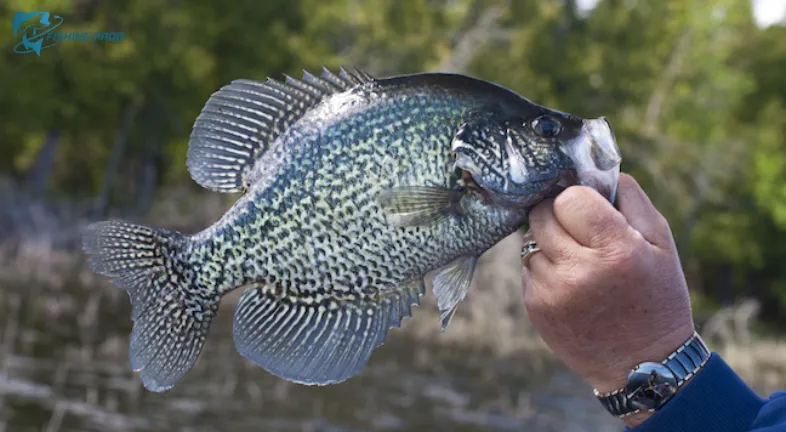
[521,241,541,268]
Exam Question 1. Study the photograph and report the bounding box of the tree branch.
[434,2,507,74]
[642,29,693,137]
[93,102,141,218]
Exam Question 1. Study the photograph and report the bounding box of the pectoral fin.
[432,255,478,331]
[375,186,464,227]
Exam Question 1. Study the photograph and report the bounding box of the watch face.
[626,362,678,411]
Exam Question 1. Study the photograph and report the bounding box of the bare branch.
[434,2,508,74]
[642,29,693,137]
[25,130,62,198]
[94,101,141,218]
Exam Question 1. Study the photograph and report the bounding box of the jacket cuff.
[624,353,766,432]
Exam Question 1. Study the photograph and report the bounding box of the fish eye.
[531,115,562,138]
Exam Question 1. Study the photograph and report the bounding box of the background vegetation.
[3,0,786,323]
[0,1,785,430]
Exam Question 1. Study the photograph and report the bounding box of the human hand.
[521,173,695,427]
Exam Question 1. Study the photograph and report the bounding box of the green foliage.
[1,0,786,316]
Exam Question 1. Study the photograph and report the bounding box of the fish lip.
[587,117,622,171]
[560,118,622,204]
[480,169,580,208]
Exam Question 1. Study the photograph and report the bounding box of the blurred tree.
[1,0,785,322]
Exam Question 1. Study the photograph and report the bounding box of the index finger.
[528,199,582,262]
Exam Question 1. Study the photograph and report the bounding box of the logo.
[12,11,125,56]
[12,12,63,55]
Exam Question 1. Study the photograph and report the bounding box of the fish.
[82,66,622,392]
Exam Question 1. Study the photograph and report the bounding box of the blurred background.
[1,0,786,431]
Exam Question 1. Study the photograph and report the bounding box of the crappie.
[83,66,621,392]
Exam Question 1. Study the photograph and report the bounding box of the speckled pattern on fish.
[83,66,621,392]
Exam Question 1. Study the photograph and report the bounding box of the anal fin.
[232,279,423,385]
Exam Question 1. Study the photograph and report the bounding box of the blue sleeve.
[623,353,786,432]
[750,390,786,431]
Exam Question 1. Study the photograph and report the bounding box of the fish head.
[452,109,621,209]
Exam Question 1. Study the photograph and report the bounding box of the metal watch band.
[593,331,711,418]
[596,387,633,418]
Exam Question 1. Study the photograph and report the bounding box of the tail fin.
[82,221,218,392]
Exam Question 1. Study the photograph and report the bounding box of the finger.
[552,185,630,250]
[521,247,553,300]
[616,173,673,248]
[528,199,582,262]
[521,231,553,275]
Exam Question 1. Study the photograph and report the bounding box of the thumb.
[552,184,631,250]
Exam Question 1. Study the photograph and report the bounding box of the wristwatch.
[593,331,711,418]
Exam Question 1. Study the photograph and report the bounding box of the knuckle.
[553,242,578,262]
[606,210,630,232]
[553,186,588,214]
[603,236,647,270]
[657,213,673,235]
[558,264,592,290]
[587,210,628,246]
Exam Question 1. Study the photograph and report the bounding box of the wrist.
[619,373,699,428]
[592,330,710,423]
[621,411,654,428]
[586,325,696,393]
[618,354,768,432]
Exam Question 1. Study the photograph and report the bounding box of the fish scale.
[83,66,621,391]
[225,101,460,282]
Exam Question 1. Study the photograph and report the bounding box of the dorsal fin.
[186,66,376,193]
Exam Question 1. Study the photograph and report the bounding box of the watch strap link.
[663,332,711,385]
[597,388,633,417]
[594,331,711,418]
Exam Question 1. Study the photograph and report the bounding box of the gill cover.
[451,116,575,203]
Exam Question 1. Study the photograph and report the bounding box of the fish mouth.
[453,156,483,192]
[459,167,479,189]
[560,117,622,204]
[548,168,580,197]
[450,118,620,209]
[457,166,493,204]
[523,168,580,205]
[455,160,579,208]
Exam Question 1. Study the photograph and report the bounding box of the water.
[0,280,620,432]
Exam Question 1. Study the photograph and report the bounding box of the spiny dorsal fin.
[186,66,376,193]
